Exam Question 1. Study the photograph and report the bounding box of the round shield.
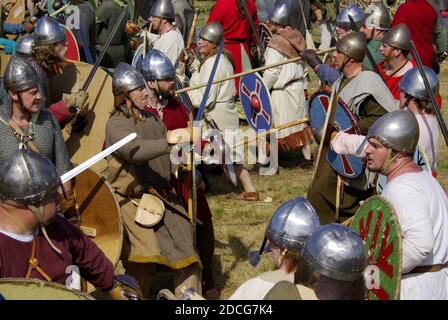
[131,44,145,70]
[0,278,94,300]
[309,90,366,179]
[258,23,272,53]
[174,75,193,114]
[350,195,402,300]
[61,24,81,62]
[4,0,25,40]
[75,167,123,268]
[49,61,114,172]
[376,146,431,194]
[239,73,272,131]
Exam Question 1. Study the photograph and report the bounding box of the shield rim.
[351,195,403,300]
[131,43,145,68]
[309,89,366,178]
[239,72,273,131]
[61,24,81,62]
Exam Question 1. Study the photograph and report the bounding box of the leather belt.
[406,263,448,275]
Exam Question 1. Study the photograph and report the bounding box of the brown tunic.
[105,107,200,269]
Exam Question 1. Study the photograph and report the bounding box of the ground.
[189,1,448,299]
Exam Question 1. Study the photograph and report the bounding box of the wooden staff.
[175,47,335,94]
[143,22,152,59]
[179,9,199,75]
[231,117,309,149]
[50,3,70,17]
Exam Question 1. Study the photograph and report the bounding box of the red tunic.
[391,0,437,68]
[378,60,417,100]
[207,0,259,94]
[145,98,212,222]
[0,216,115,290]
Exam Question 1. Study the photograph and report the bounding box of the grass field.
[189,2,448,299]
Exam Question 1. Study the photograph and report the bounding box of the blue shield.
[240,73,272,131]
[132,44,146,71]
[309,90,366,179]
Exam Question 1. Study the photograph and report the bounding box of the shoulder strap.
[0,115,40,152]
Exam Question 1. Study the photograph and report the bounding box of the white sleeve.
[330,132,367,156]
[383,181,435,273]
[140,31,160,46]
[262,47,281,90]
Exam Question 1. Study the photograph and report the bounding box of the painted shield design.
[240,73,272,131]
[61,24,81,62]
[377,146,431,194]
[4,0,25,40]
[309,90,366,178]
[351,195,402,300]
[131,44,145,70]
[258,23,272,53]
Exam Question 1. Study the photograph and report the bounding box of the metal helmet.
[15,34,35,56]
[302,224,366,282]
[336,4,364,30]
[199,22,224,45]
[265,196,321,251]
[34,16,66,46]
[149,0,175,21]
[0,149,61,206]
[382,23,411,51]
[3,56,38,92]
[267,0,293,27]
[363,3,391,31]
[140,49,175,82]
[366,109,419,154]
[112,63,146,96]
[399,66,439,102]
[336,32,367,62]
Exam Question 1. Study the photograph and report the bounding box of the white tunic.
[188,54,239,130]
[382,171,448,300]
[415,114,439,171]
[263,47,307,139]
[228,269,317,300]
[143,28,185,66]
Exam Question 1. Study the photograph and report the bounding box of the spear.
[175,47,335,94]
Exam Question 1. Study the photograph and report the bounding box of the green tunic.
[363,39,384,71]
[307,76,388,224]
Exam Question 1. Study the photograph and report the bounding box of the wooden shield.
[75,167,123,268]
[4,0,25,40]
[0,278,94,300]
[49,61,114,173]
[350,196,402,300]
[61,24,81,62]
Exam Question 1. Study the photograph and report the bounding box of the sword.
[239,0,265,59]
[410,41,448,146]
[61,133,137,183]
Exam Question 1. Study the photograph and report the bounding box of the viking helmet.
[336,32,367,62]
[363,3,391,31]
[399,66,439,102]
[248,196,320,266]
[112,63,146,96]
[0,149,61,206]
[302,224,366,282]
[34,16,66,46]
[336,4,364,30]
[265,196,321,251]
[366,109,419,154]
[268,0,292,27]
[3,56,38,92]
[140,49,175,82]
[199,22,224,45]
[382,23,411,51]
[149,0,175,21]
[15,34,35,56]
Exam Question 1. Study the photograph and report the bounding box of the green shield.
[351,196,402,300]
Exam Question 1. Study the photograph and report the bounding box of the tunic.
[188,53,239,130]
[0,215,115,290]
[105,107,200,269]
[143,28,185,67]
